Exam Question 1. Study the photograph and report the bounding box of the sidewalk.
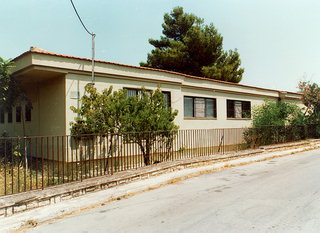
[1,139,320,233]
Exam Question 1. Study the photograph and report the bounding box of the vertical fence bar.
[88,137,91,177]
[3,139,7,195]
[47,137,50,187]
[200,129,203,156]
[110,134,113,175]
[181,130,183,160]
[34,137,38,190]
[57,136,60,184]
[93,135,96,177]
[51,136,54,185]
[85,138,88,179]
[125,134,128,170]
[66,135,69,183]
[11,138,14,194]
[80,139,83,181]
[71,136,74,182]
[185,130,188,159]
[182,130,185,159]
[128,133,132,170]
[95,135,98,176]
[117,133,120,171]
[103,135,107,175]
[22,137,26,192]
[76,137,79,181]
[41,137,44,189]
[120,133,124,171]
[99,135,102,176]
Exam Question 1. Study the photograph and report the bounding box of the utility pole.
[91,33,96,84]
[70,0,96,85]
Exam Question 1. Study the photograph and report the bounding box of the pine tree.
[140,7,244,83]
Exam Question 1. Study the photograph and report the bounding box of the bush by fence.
[243,124,319,147]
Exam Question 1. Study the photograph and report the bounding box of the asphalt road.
[27,149,320,233]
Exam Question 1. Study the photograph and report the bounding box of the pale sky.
[1,0,320,92]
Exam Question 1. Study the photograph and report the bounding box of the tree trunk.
[21,110,28,169]
[143,139,151,166]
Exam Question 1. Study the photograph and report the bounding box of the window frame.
[8,108,12,123]
[123,88,171,108]
[226,99,251,119]
[125,88,140,97]
[0,108,4,124]
[184,96,217,119]
[25,104,32,122]
[162,91,171,109]
[16,106,22,123]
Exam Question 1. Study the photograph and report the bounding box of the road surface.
[26,149,320,233]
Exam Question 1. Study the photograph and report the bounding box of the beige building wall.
[6,48,303,137]
[38,76,66,136]
[0,75,66,137]
[64,72,289,134]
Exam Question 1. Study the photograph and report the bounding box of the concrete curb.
[0,141,320,232]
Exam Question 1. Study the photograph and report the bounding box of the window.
[0,109,4,124]
[184,96,217,118]
[184,97,194,117]
[227,100,251,119]
[16,106,22,123]
[25,104,32,122]
[124,88,146,97]
[162,91,171,108]
[124,88,171,108]
[8,108,12,123]
[126,88,139,97]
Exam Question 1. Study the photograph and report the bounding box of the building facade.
[0,47,302,137]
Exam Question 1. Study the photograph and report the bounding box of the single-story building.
[0,47,302,137]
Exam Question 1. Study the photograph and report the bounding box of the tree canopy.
[0,58,15,110]
[140,7,244,83]
[70,85,178,165]
[298,81,320,123]
[251,101,303,127]
[0,58,28,111]
[0,57,30,136]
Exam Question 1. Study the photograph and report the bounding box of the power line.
[70,0,93,36]
[69,0,96,84]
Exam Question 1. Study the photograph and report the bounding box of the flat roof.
[13,46,301,96]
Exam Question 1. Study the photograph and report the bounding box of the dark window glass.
[184,96,216,118]
[126,89,138,97]
[227,100,251,118]
[0,109,4,124]
[125,88,171,108]
[16,106,22,123]
[184,97,194,117]
[162,91,171,108]
[125,88,150,97]
[227,100,235,118]
[8,108,12,123]
[205,98,215,118]
[242,101,251,118]
[25,104,32,121]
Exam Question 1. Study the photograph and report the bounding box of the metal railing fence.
[0,125,318,196]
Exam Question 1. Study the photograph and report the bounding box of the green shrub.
[244,101,307,147]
